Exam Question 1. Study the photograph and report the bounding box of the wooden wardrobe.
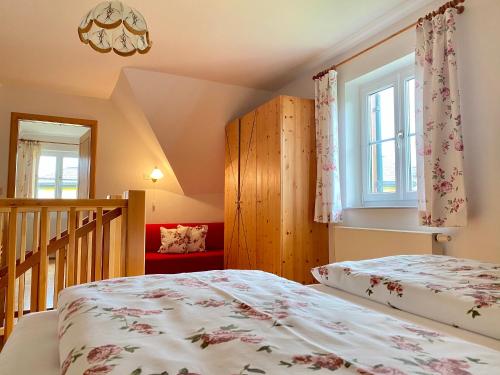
[224,95,329,284]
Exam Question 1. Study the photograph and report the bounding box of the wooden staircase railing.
[0,190,146,344]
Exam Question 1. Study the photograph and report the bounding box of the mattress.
[0,311,60,375]
[308,284,500,351]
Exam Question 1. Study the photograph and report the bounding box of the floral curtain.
[314,70,342,223]
[16,140,41,198]
[415,8,467,227]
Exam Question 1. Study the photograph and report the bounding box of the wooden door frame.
[7,112,98,198]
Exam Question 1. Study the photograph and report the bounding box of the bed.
[2,285,498,375]
[311,255,500,339]
[1,258,499,374]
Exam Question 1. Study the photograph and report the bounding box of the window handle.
[396,130,404,149]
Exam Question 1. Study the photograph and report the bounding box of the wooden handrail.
[0,198,127,210]
[0,208,122,288]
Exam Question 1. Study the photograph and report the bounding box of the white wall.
[119,68,274,195]
[279,0,500,263]
[0,84,223,223]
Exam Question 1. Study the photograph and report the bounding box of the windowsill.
[344,205,417,210]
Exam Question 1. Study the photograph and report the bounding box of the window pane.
[62,157,79,180]
[61,180,78,199]
[38,156,57,179]
[369,141,396,193]
[369,86,395,142]
[37,179,56,198]
[409,135,417,192]
[407,78,415,134]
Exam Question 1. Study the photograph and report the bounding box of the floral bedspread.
[57,270,500,375]
[312,255,500,339]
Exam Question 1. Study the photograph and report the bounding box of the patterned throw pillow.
[158,226,189,253]
[178,225,208,253]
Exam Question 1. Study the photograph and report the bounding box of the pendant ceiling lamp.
[78,1,152,56]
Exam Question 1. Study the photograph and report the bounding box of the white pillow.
[178,225,208,253]
[158,226,189,253]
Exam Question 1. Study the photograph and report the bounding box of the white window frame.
[35,148,79,199]
[360,65,416,207]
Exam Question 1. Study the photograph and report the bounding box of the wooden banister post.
[54,211,65,306]
[30,211,40,311]
[38,207,49,311]
[94,208,103,281]
[0,213,8,267]
[18,212,27,317]
[67,208,77,286]
[5,208,18,340]
[123,190,145,276]
[107,195,122,278]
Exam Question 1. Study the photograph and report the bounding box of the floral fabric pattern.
[312,255,500,339]
[57,270,500,374]
[415,8,467,227]
[314,70,342,223]
[158,226,189,253]
[177,224,208,253]
[15,140,41,198]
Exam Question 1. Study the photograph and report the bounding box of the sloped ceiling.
[110,70,184,195]
[113,68,273,195]
[0,0,433,98]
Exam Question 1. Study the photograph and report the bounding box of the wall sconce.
[150,167,164,183]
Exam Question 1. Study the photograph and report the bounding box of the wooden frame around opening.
[7,113,97,198]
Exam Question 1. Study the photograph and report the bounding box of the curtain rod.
[19,139,79,146]
[312,0,465,80]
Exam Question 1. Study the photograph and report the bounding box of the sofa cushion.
[178,224,208,253]
[146,222,224,253]
[158,226,189,253]
[145,250,224,274]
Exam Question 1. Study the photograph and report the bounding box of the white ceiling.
[0,0,431,98]
[19,121,89,139]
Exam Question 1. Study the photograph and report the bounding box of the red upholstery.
[145,222,224,274]
[146,250,224,274]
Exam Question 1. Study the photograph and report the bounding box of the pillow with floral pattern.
[178,225,208,253]
[158,226,189,253]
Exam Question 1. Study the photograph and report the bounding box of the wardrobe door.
[224,120,239,269]
[255,98,282,276]
[281,97,329,284]
[238,111,257,269]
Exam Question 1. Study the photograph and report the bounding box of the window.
[36,150,79,199]
[360,66,416,206]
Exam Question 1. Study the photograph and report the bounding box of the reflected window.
[36,152,79,199]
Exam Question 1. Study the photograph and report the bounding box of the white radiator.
[333,226,444,262]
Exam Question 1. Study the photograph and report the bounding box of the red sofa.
[145,222,224,274]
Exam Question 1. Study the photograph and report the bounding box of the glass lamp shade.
[78,1,152,56]
[150,168,164,182]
